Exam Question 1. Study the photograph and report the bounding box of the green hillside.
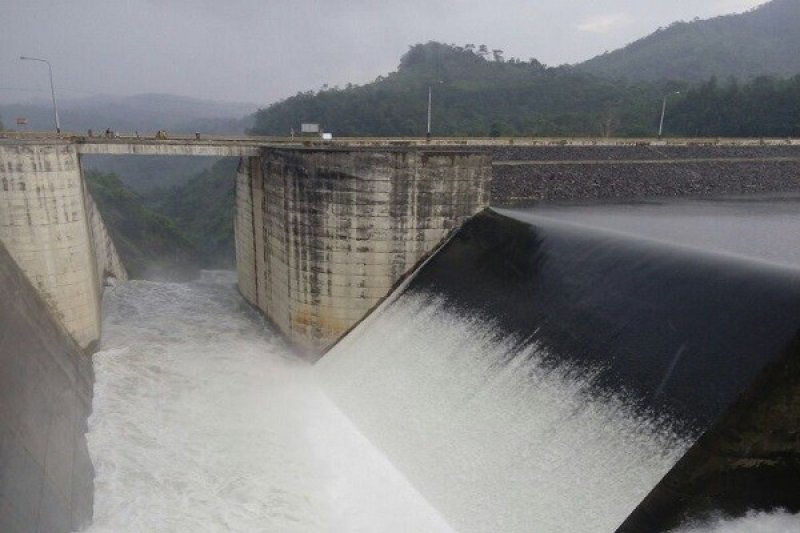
[84,170,201,279]
[669,75,800,137]
[579,0,800,82]
[144,158,238,267]
[250,42,670,138]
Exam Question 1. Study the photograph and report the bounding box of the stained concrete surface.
[0,242,93,533]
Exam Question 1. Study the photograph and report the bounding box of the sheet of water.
[80,272,452,533]
[317,292,692,533]
[502,195,800,270]
[79,266,800,532]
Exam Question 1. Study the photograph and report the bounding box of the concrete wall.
[0,141,124,349]
[618,332,800,531]
[0,241,94,533]
[82,190,127,290]
[236,147,491,352]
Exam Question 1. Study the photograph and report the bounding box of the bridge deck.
[1,131,798,158]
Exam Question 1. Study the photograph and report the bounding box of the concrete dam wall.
[0,142,127,350]
[0,241,94,533]
[2,137,492,354]
[235,147,491,352]
[3,135,800,531]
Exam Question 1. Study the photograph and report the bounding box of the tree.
[290,41,800,139]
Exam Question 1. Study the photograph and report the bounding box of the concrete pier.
[235,147,491,352]
[0,142,126,349]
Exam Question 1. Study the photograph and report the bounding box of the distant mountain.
[0,92,255,135]
[250,41,666,137]
[579,0,800,82]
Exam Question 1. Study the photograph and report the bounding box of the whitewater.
[81,272,451,533]
[81,270,800,532]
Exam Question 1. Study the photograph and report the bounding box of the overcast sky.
[1,0,767,107]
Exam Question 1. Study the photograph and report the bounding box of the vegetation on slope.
[251,36,800,139]
[145,158,238,267]
[579,0,800,82]
[669,75,800,137]
[84,170,201,279]
[251,41,674,138]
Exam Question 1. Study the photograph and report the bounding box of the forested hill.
[250,42,666,137]
[579,0,800,82]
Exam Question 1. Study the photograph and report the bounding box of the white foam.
[317,292,692,533]
[80,272,452,532]
[674,510,800,533]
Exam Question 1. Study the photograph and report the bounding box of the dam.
[2,134,800,532]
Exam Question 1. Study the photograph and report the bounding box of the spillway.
[82,272,451,532]
[80,197,800,532]
[317,198,800,533]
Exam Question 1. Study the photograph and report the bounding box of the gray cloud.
[0,0,767,106]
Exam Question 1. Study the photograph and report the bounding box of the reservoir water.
[82,195,800,532]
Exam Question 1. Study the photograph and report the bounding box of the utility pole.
[20,56,61,134]
[658,91,681,139]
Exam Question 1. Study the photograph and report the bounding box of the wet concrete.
[0,242,94,533]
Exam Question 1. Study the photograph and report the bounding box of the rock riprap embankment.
[488,145,800,203]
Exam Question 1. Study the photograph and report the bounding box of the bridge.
[0,134,492,352]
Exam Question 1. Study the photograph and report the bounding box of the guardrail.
[1,131,798,147]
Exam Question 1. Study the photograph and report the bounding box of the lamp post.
[426,86,433,142]
[20,56,61,134]
[426,81,443,142]
[658,91,680,139]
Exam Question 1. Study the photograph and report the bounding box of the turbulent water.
[318,293,691,533]
[674,511,800,533]
[80,194,800,533]
[82,272,451,533]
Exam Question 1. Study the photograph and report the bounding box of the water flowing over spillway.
[82,272,452,532]
[318,295,691,532]
[82,198,800,532]
[318,200,800,533]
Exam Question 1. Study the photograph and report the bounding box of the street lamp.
[426,80,443,142]
[20,56,61,134]
[658,91,680,139]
